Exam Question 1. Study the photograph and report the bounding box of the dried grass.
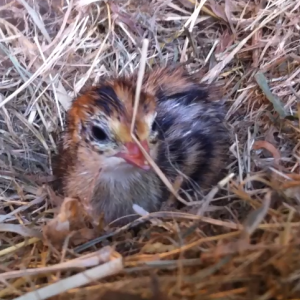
[0,0,300,299]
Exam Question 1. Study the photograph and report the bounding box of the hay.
[0,0,300,299]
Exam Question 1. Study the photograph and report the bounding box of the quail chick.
[54,65,229,226]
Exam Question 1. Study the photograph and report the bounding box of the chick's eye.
[151,120,157,132]
[91,126,108,142]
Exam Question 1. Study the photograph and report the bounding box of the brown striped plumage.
[54,65,230,226]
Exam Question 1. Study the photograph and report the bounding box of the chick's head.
[66,79,159,171]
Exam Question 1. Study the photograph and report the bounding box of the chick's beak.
[115,140,151,170]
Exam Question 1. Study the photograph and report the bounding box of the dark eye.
[151,120,157,132]
[91,126,107,141]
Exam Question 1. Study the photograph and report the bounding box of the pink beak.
[115,140,151,170]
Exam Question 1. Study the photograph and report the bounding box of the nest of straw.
[1,0,300,299]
